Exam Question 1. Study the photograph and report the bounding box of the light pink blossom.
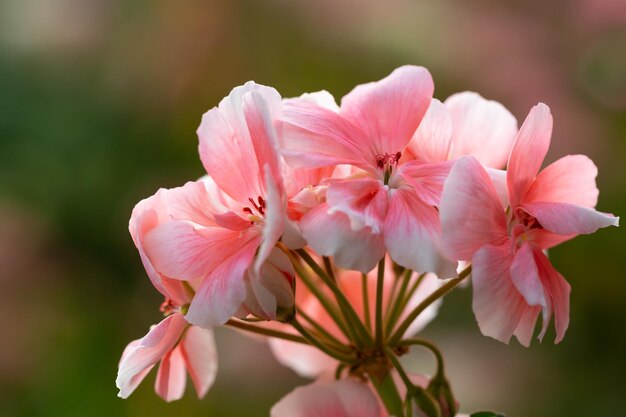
[270,379,385,417]
[116,312,217,402]
[131,82,295,328]
[440,103,619,345]
[281,66,456,276]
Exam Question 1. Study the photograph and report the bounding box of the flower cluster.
[116,66,618,416]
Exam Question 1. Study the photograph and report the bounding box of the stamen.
[159,299,178,316]
[375,151,402,170]
[243,195,268,221]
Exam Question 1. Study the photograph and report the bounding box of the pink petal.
[440,157,508,261]
[254,164,287,273]
[270,379,384,417]
[340,65,434,157]
[280,99,372,170]
[384,188,457,278]
[407,98,452,163]
[284,90,340,111]
[197,82,282,204]
[180,326,218,399]
[523,202,619,235]
[244,248,295,320]
[143,221,256,281]
[485,167,510,209]
[531,229,576,250]
[326,177,388,233]
[116,340,154,398]
[445,92,518,169]
[154,345,187,402]
[507,103,553,208]
[513,304,542,347]
[533,248,571,343]
[268,339,335,379]
[185,240,258,328]
[525,154,599,208]
[395,160,454,206]
[300,203,385,273]
[510,242,547,308]
[129,181,226,304]
[116,313,187,399]
[471,243,530,344]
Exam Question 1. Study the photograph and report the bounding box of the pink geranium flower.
[116,311,217,402]
[131,82,295,328]
[440,103,619,345]
[281,66,456,276]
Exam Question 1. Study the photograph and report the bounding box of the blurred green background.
[1,0,625,416]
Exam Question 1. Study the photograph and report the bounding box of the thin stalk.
[384,346,441,417]
[370,371,405,417]
[323,256,336,282]
[297,308,352,354]
[399,338,445,378]
[295,249,373,346]
[383,346,414,389]
[390,265,471,345]
[291,318,357,364]
[362,273,372,332]
[399,272,426,313]
[384,269,413,336]
[225,319,309,345]
[375,256,386,346]
[335,363,346,380]
[285,249,354,342]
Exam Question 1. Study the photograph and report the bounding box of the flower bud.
[408,386,441,417]
[427,375,458,417]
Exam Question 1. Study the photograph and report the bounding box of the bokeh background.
[1,0,625,416]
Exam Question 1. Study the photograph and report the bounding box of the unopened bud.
[427,375,457,417]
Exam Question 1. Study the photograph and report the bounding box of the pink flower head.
[281,66,456,276]
[270,379,385,417]
[116,312,217,402]
[130,82,295,328]
[440,103,619,345]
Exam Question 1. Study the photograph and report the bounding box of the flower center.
[243,196,267,223]
[376,151,401,184]
[515,208,543,231]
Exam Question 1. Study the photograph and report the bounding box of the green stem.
[296,249,373,346]
[384,346,441,417]
[323,256,336,282]
[286,250,354,342]
[362,273,372,332]
[335,363,346,380]
[399,272,426,313]
[225,319,309,345]
[370,370,405,417]
[390,265,471,345]
[375,257,386,346]
[385,269,413,336]
[297,308,352,354]
[399,338,445,378]
[291,318,357,364]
